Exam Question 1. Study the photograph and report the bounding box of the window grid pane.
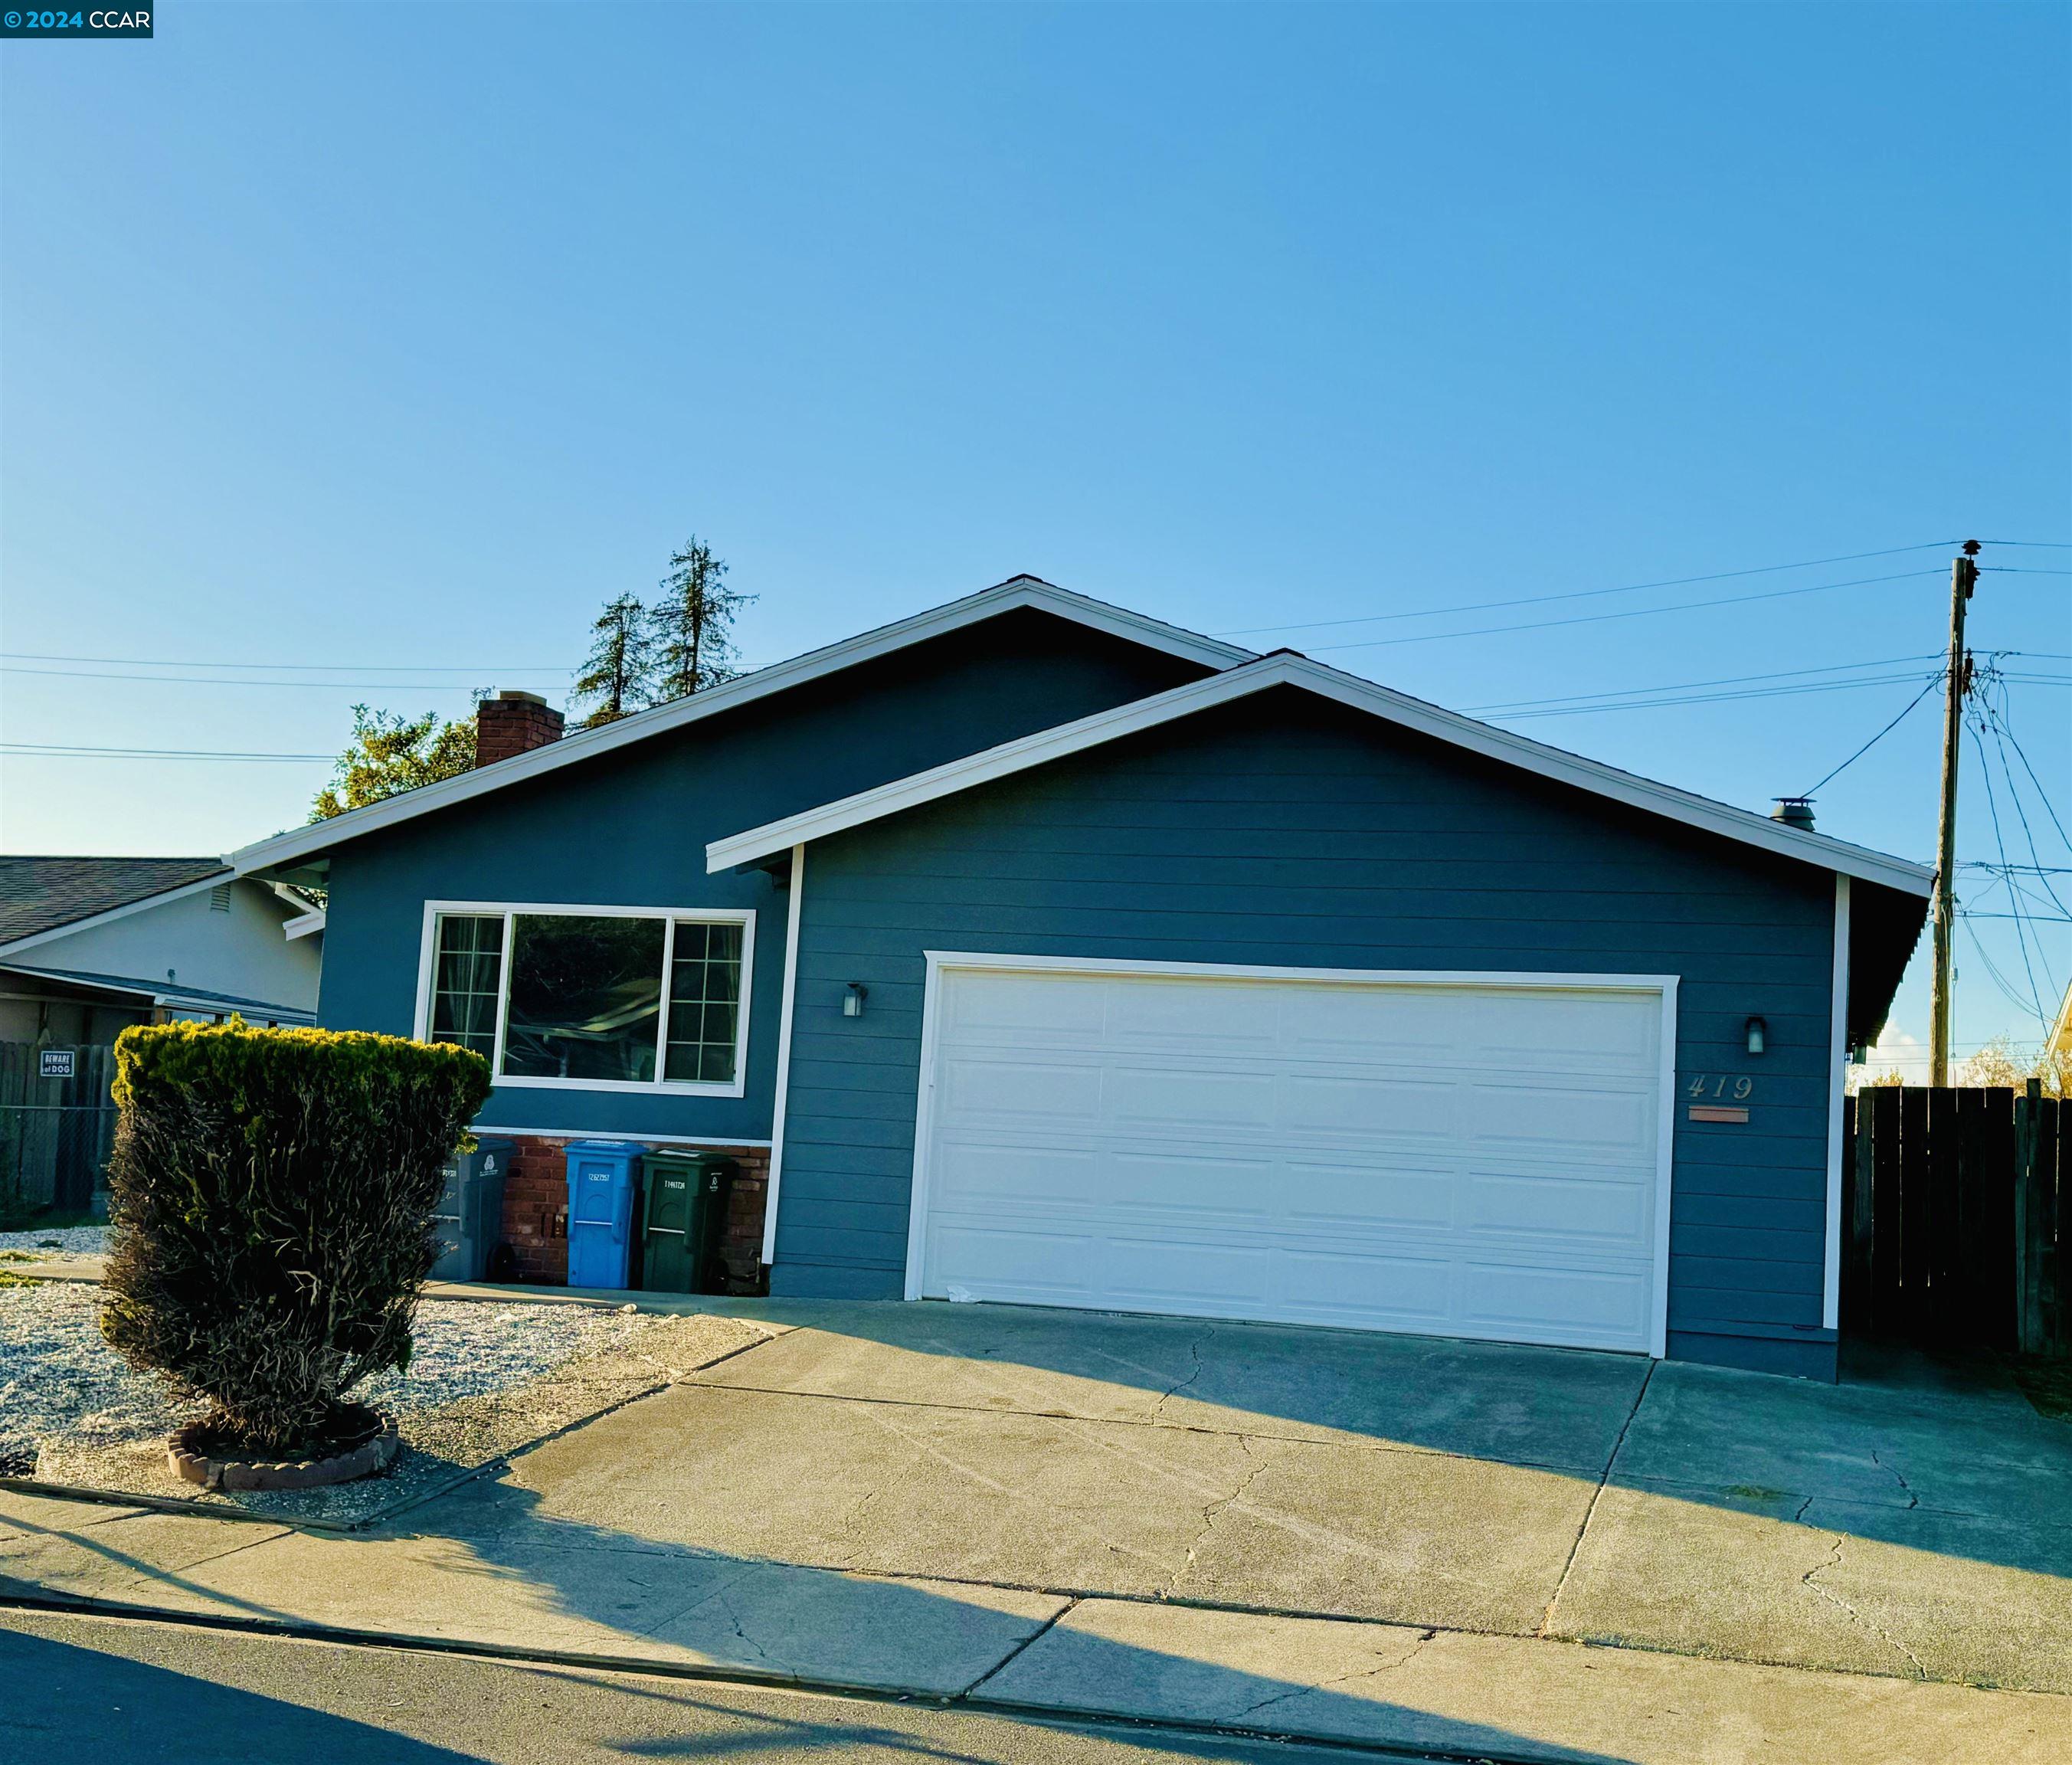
[665,920,742,1084]
[430,915,503,1058]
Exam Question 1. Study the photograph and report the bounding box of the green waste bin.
[636,1151,737,1293]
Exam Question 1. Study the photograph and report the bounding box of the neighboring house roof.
[0,856,229,948]
[233,578,1253,881]
[0,962,316,1024]
[706,650,1937,896]
[2049,981,2072,1061]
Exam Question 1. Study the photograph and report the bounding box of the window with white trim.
[422,906,751,1093]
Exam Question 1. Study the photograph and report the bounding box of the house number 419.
[1687,1075,1754,1101]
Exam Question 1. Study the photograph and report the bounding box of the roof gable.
[0,856,229,948]
[705,652,1935,896]
[233,578,1252,880]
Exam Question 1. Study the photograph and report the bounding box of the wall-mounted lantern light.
[843,983,869,1019]
[1745,1016,1767,1056]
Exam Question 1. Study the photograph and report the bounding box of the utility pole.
[1929,540,1981,1086]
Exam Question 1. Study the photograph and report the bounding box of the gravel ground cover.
[0,1281,772,1526]
[0,1225,109,1262]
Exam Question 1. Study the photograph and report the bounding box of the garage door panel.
[1107,1063,1280,1131]
[1279,1158,1457,1229]
[1466,1169,1651,1241]
[1282,987,1480,1059]
[1458,1261,1652,1341]
[918,964,1666,1354]
[1272,1248,1454,1322]
[1281,1071,1462,1138]
[1471,991,1660,1066]
[932,1140,1105,1207]
[939,1054,1105,1121]
[1095,1236,1273,1309]
[944,971,1108,1041]
[1107,1148,1281,1216]
[928,1223,1095,1299]
[1462,1082,1656,1157]
[1105,981,1281,1053]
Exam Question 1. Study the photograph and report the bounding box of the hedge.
[102,1020,493,1452]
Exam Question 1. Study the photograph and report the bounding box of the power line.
[1982,539,2072,548]
[0,742,333,761]
[1464,652,1942,715]
[1,665,530,690]
[1799,675,1946,797]
[0,651,574,673]
[1215,542,1959,640]
[1306,568,1946,656]
[1984,567,2072,575]
[1489,671,1941,722]
[1968,703,2051,1023]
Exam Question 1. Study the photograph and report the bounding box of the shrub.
[102,1020,493,1452]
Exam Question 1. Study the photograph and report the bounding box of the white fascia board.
[231,581,1253,879]
[707,653,1936,896]
[282,909,326,941]
[0,870,231,962]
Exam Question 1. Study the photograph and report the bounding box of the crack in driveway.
[1233,1626,1438,1721]
[1800,1534,1930,1680]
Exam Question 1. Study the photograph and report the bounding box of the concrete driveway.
[7,1299,2069,1760]
[444,1300,2070,1692]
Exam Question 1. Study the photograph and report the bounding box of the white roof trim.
[282,909,326,941]
[231,579,1252,878]
[706,653,1936,896]
[0,869,231,962]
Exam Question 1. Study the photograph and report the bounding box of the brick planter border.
[168,1406,399,1492]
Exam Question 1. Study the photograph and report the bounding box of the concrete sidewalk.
[4,1482,2067,1763]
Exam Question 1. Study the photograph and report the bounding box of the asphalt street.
[0,1606,1366,1765]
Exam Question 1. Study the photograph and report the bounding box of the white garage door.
[909,958,1672,1354]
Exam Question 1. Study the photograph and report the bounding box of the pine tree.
[571,594,656,728]
[651,538,754,701]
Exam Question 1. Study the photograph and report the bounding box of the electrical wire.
[1213,542,1961,639]
[1463,653,1942,715]
[1968,702,2051,1023]
[0,742,334,761]
[0,651,574,673]
[0,665,535,689]
[1305,568,1946,656]
[1799,674,1946,797]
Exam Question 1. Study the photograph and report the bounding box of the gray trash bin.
[431,1135,513,1282]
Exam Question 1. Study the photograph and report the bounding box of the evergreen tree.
[310,704,477,822]
[571,593,656,728]
[651,538,754,701]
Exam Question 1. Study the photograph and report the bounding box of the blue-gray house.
[235,578,1931,1379]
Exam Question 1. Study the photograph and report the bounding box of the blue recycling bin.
[564,1141,643,1289]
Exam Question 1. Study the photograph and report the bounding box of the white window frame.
[413,900,755,1099]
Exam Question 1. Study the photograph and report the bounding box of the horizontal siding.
[773,690,1840,1354]
[316,611,1209,1144]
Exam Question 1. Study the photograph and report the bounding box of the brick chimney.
[476,690,565,768]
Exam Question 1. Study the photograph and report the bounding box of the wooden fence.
[0,1042,118,1223]
[1842,1081,2064,1355]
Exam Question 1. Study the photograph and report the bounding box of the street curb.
[0,1589,1589,1763]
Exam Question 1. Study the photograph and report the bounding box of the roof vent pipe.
[1771,797,1816,831]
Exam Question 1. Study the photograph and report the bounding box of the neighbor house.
[0,856,322,1213]
[0,856,321,1043]
[233,578,1931,1380]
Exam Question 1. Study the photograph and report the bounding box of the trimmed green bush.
[103,1021,493,1452]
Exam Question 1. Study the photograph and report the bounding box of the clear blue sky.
[3,2,2067,1069]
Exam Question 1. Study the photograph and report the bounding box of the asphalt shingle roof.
[0,856,228,945]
